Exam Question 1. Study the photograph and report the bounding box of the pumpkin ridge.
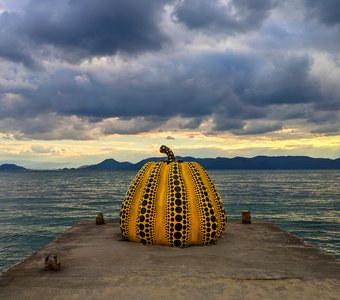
[186,162,208,245]
[177,162,190,246]
[203,167,227,238]
[137,161,163,245]
[154,162,169,245]
[187,162,218,245]
[165,162,189,247]
[180,162,198,245]
[129,162,155,241]
[194,163,227,239]
[165,163,173,246]
[120,162,153,240]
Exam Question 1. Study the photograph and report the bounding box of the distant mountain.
[78,156,340,170]
[0,164,28,171]
[79,159,135,171]
[2,156,339,171]
[193,156,340,170]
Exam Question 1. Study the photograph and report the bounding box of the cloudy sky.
[0,0,339,168]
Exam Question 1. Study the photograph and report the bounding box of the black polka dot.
[175,207,182,213]
[175,223,182,231]
[175,215,182,222]
[174,232,182,239]
[174,240,182,247]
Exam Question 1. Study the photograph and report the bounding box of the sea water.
[0,170,339,273]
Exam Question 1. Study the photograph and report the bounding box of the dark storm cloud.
[0,0,172,66]
[0,51,267,120]
[173,0,278,33]
[212,115,245,131]
[102,116,166,135]
[311,125,340,134]
[0,0,339,139]
[0,50,327,136]
[230,121,283,135]
[305,0,340,26]
[313,93,340,111]
[0,11,39,69]
[211,103,265,132]
[3,52,238,120]
[179,117,204,130]
[307,110,339,124]
[0,114,98,140]
[242,55,320,106]
[247,2,340,55]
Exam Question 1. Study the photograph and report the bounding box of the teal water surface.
[0,170,339,273]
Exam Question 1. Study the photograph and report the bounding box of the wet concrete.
[0,220,339,299]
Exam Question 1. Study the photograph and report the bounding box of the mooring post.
[96,212,105,225]
[242,210,251,224]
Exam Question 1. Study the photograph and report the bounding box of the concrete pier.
[0,220,339,299]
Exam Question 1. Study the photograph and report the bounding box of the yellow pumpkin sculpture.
[119,145,227,247]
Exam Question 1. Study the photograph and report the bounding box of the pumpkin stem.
[160,145,175,163]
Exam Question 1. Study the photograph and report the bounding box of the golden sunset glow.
[1,128,339,169]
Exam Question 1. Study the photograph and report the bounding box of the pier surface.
[0,220,339,299]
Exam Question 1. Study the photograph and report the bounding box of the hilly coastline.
[2,156,340,171]
[0,164,28,171]
[78,156,340,170]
